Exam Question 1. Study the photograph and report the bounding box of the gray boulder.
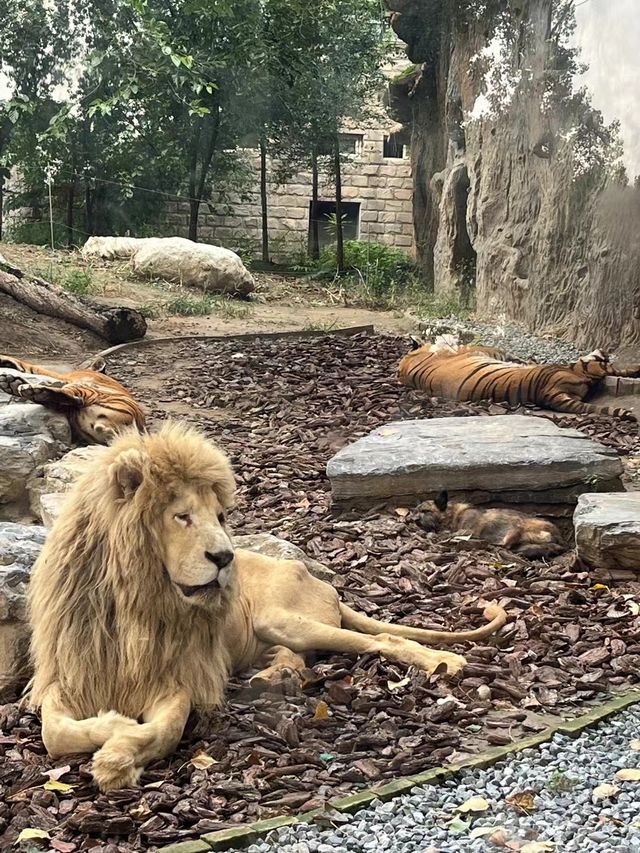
[327,415,623,509]
[574,492,640,570]
[235,533,334,582]
[0,522,47,700]
[0,402,71,517]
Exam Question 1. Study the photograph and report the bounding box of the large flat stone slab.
[327,416,623,509]
[574,493,640,570]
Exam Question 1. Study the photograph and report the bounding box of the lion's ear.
[110,448,145,499]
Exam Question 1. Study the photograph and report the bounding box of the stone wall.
[165,128,414,261]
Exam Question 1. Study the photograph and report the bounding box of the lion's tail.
[339,602,507,646]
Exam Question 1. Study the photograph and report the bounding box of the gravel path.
[417,318,582,364]
[235,704,640,853]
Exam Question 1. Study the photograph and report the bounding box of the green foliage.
[318,239,417,286]
[5,219,68,248]
[63,269,93,295]
[28,262,94,295]
[161,294,252,319]
[546,771,578,793]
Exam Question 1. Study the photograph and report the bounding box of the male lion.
[29,422,507,791]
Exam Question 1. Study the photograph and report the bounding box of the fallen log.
[0,261,147,345]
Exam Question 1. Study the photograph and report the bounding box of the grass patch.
[31,263,94,296]
[546,771,579,793]
[155,294,253,319]
[326,275,473,317]
[302,320,340,333]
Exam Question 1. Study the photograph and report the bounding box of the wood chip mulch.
[2,332,639,852]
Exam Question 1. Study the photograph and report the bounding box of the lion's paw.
[431,651,466,677]
[92,710,139,744]
[92,745,141,792]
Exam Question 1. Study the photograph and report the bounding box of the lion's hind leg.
[255,611,465,677]
[249,645,306,691]
[40,687,138,760]
[92,690,190,792]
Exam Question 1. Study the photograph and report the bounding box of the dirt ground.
[0,242,416,363]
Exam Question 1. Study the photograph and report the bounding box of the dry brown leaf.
[190,751,217,770]
[43,764,71,782]
[505,790,536,812]
[17,828,51,842]
[51,841,77,853]
[394,507,410,517]
[313,700,330,721]
[593,783,620,801]
[387,676,410,691]
[520,843,555,853]
[615,768,640,781]
[489,829,510,847]
[457,796,490,814]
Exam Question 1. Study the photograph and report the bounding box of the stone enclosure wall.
[165,128,414,261]
[389,0,640,353]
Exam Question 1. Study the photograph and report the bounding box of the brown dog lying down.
[29,422,508,791]
[417,491,565,559]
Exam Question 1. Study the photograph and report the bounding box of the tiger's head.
[72,394,146,444]
[573,348,611,378]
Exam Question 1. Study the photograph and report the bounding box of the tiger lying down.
[0,354,144,444]
[416,491,566,559]
[29,422,507,790]
[398,337,640,419]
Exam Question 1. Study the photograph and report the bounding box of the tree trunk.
[187,108,220,243]
[66,167,76,248]
[85,184,95,235]
[0,261,147,344]
[333,136,345,273]
[259,137,269,263]
[309,147,320,260]
[188,199,200,241]
[0,173,4,242]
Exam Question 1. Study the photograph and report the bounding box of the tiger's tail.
[549,393,636,421]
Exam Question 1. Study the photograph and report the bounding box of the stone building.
[166,54,415,261]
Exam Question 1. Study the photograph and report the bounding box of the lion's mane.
[28,422,236,719]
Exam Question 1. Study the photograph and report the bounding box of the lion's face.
[75,403,138,445]
[160,485,235,604]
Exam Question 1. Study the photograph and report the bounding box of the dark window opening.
[383,135,406,159]
[317,133,363,157]
[308,201,360,251]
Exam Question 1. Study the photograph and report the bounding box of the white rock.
[81,235,146,260]
[131,236,255,295]
[574,493,640,570]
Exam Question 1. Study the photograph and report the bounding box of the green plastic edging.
[158,689,640,853]
[95,324,375,360]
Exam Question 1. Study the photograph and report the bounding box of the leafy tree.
[0,0,74,238]
[264,0,391,270]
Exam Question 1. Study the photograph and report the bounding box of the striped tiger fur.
[0,355,145,444]
[398,338,640,420]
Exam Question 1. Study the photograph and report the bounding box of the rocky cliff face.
[388,0,640,352]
